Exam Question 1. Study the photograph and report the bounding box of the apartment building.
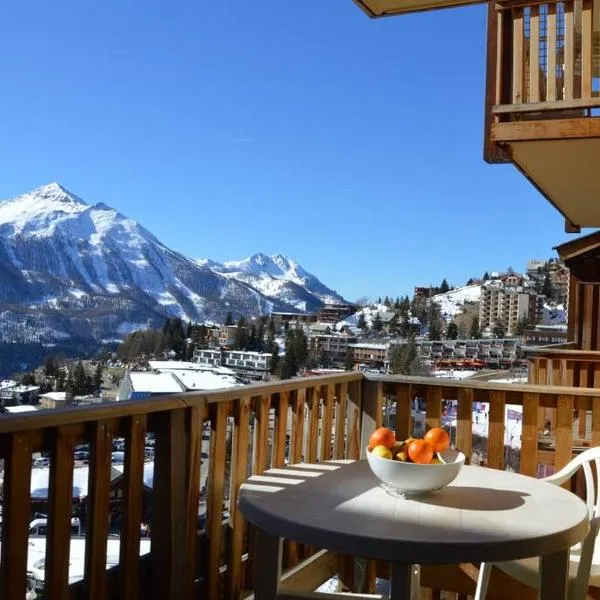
[218,325,239,347]
[309,333,357,362]
[478,276,540,336]
[271,312,317,326]
[193,348,272,376]
[317,304,354,324]
[418,338,522,368]
[348,343,388,366]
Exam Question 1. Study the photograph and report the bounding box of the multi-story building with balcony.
[479,275,542,336]
[192,348,272,376]
[348,343,389,367]
[317,304,355,324]
[309,333,358,363]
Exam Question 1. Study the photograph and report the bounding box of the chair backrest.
[543,446,600,519]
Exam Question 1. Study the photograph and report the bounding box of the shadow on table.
[414,486,529,511]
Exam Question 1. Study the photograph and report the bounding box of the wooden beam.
[491,118,600,142]
[492,97,600,114]
[279,550,339,592]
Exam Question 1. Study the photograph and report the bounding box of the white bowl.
[366,446,465,496]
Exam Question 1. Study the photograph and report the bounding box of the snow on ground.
[336,304,391,330]
[431,284,481,321]
[432,369,477,380]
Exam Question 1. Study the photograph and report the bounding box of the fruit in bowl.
[366,427,465,496]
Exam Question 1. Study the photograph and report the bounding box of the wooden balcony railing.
[491,0,600,117]
[2,371,600,599]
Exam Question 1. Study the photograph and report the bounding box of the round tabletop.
[238,460,589,564]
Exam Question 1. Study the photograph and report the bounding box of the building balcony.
[2,370,599,599]
[485,0,600,230]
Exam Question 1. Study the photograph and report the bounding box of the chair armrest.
[572,516,600,600]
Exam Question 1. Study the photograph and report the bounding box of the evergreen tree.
[428,319,443,341]
[466,278,474,286]
[269,343,279,374]
[446,322,459,340]
[383,296,391,307]
[319,349,330,368]
[492,322,506,338]
[439,279,450,294]
[469,316,481,339]
[344,349,354,371]
[248,325,258,351]
[256,321,266,352]
[92,363,104,391]
[44,355,59,377]
[372,314,383,332]
[541,271,554,299]
[234,317,248,349]
[56,370,66,392]
[357,313,368,332]
[65,370,75,396]
[73,362,87,396]
[515,316,531,336]
[20,372,37,386]
[278,328,308,379]
[483,271,490,281]
[225,312,234,326]
[389,339,427,375]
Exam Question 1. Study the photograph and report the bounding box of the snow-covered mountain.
[200,253,344,312]
[431,285,482,321]
[0,183,346,345]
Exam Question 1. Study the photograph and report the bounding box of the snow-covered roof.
[0,380,16,390]
[39,392,68,402]
[26,537,151,585]
[148,360,204,371]
[31,467,91,500]
[4,405,38,413]
[129,372,185,394]
[173,370,240,391]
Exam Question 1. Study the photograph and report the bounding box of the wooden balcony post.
[359,379,382,459]
[152,408,191,600]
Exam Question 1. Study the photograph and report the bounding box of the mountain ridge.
[0,183,346,345]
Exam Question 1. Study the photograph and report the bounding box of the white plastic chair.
[475,446,600,600]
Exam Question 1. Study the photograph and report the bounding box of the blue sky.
[0,1,576,302]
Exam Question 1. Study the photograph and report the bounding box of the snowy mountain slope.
[201,253,344,311]
[431,285,482,321]
[0,183,345,344]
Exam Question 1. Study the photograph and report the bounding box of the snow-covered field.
[431,284,481,321]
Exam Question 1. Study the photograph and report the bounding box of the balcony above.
[352,0,485,16]
[484,0,600,230]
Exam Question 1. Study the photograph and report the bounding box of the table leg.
[390,562,412,600]
[253,527,283,600]
[539,548,569,600]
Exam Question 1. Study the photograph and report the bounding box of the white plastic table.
[238,460,589,600]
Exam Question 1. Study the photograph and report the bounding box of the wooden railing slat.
[119,414,147,600]
[207,402,229,600]
[320,385,334,462]
[227,396,251,600]
[291,389,306,463]
[512,8,524,103]
[359,380,383,459]
[347,380,362,460]
[184,405,204,598]
[334,382,348,459]
[556,395,575,476]
[45,426,76,600]
[307,387,320,463]
[0,433,32,600]
[521,393,539,476]
[394,384,412,441]
[564,1,575,100]
[274,391,289,468]
[426,387,442,430]
[488,391,506,469]
[84,420,113,600]
[591,397,600,447]
[457,388,473,462]
[152,409,188,600]
[547,3,557,101]
[529,5,540,102]
[582,0,593,99]
[253,395,270,474]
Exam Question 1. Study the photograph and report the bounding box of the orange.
[369,427,395,450]
[424,427,450,453]
[407,439,434,464]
